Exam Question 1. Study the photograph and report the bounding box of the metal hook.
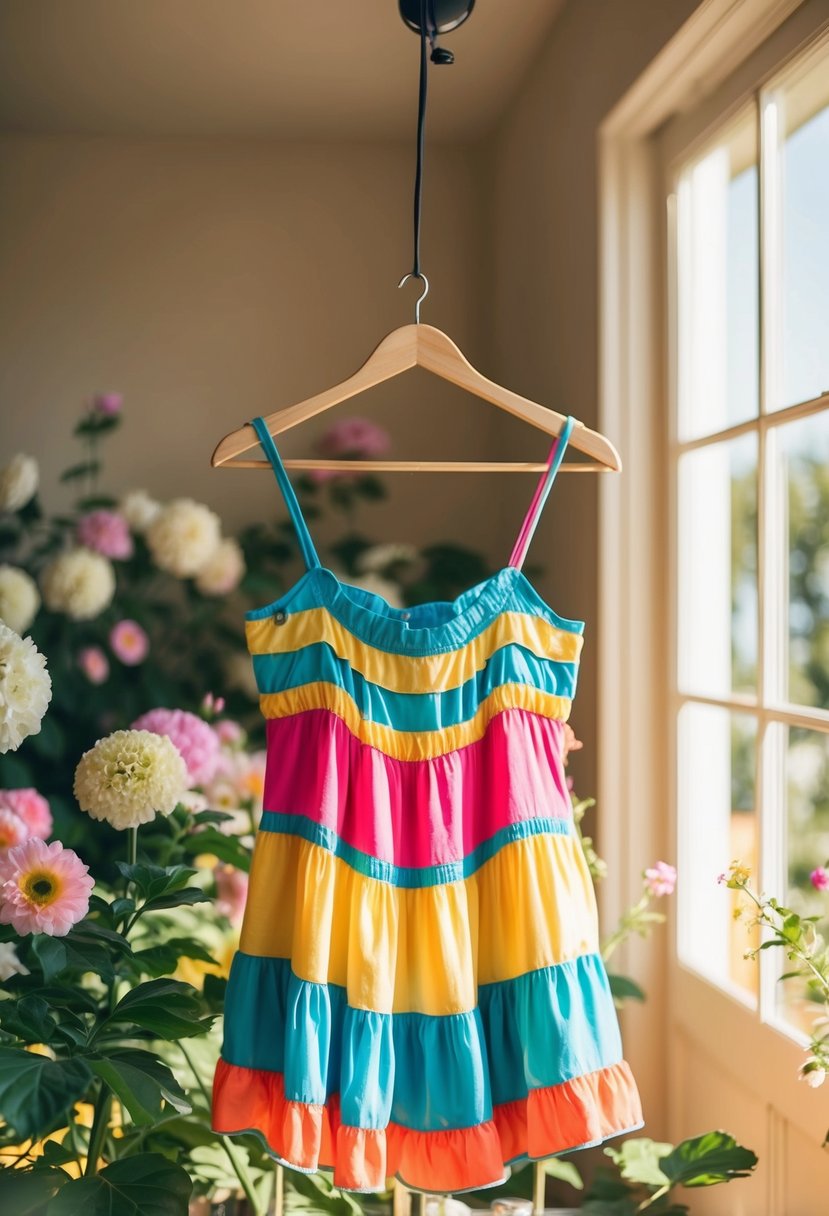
[397,272,430,323]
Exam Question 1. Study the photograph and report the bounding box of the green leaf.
[0,1048,93,1140]
[46,1151,191,1216]
[73,414,121,438]
[192,809,237,826]
[604,1138,673,1187]
[115,863,197,901]
[88,1049,191,1126]
[544,1156,584,1189]
[138,888,212,915]
[201,974,227,1012]
[0,1166,68,1215]
[0,994,58,1044]
[130,939,217,978]
[607,973,647,1003]
[32,933,115,983]
[104,979,213,1039]
[659,1131,758,1188]
[181,828,251,872]
[76,495,117,511]
[59,461,100,483]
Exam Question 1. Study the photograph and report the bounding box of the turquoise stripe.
[258,812,574,888]
[221,952,622,1131]
[252,643,578,727]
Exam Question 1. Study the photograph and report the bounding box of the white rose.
[41,548,116,621]
[0,454,39,512]
[146,498,221,577]
[195,538,246,597]
[357,543,418,574]
[120,489,161,533]
[0,565,40,634]
[0,622,52,753]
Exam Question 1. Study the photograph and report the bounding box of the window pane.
[766,48,829,410]
[770,412,829,709]
[776,725,829,1033]
[677,435,758,695]
[677,114,759,440]
[677,704,758,1002]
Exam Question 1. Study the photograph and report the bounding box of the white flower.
[0,565,40,634]
[347,571,404,608]
[146,498,221,577]
[0,454,39,513]
[74,728,188,830]
[0,940,29,981]
[0,622,52,753]
[357,543,418,574]
[40,548,116,621]
[799,1057,827,1089]
[195,537,246,597]
[120,489,161,533]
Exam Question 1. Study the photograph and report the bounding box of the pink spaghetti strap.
[508,416,576,570]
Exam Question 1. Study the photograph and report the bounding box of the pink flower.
[318,417,390,460]
[110,619,149,666]
[76,510,133,560]
[131,707,220,786]
[0,837,94,936]
[214,864,248,926]
[214,718,244,747]
[0,788,52,839]
[0,808,28,851]
[93,393,123,416]
[810,867,829,892]
[562,723,584,765]
[201,693,225,718]
[644,860,677,897]
[78,645,109,684]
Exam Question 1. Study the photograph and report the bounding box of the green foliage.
[582,1132,758,1213]
[45,1152,192,1215]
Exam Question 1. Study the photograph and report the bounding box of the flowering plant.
[720,859,829,1126]
[0,706,276,1216]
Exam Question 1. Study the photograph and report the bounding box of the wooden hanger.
[211,322,622,474]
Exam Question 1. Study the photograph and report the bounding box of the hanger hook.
[397,271,430,324]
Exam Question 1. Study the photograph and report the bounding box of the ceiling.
[0,0,566,141]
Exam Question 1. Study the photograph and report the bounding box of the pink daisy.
[76,510,133,560]
[110,619,149,666]
[0,788,52,839]
[78,646,109,685]
[131,707,220,786]
[644,860,677,898]
[0,808,27,851]
[0,838,94,936]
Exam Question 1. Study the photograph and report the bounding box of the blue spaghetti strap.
[508,415,576,569]
[250,417,321,571]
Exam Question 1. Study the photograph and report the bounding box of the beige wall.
[0,133,506,564]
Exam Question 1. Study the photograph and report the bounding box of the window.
[671,34,829,1037]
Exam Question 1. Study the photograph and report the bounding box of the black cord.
[411,0,428,279]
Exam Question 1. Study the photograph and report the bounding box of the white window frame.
[597,0,829,1145]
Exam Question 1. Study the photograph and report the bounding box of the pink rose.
[93,393,123,416]
[810,867,829,892]
[317,417,390,460]
[76,510,133,560]
[0,788,52,840]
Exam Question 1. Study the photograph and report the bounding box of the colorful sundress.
[211,414,643,1194]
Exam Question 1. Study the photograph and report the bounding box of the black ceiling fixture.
[398,0,475,64]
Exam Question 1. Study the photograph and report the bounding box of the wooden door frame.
[596,0,805,1138]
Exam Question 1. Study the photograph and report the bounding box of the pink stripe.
[508,436,559,569]
[263,708,572,870]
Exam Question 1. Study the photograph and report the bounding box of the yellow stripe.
[239,830,598,1015]
[259,682,571,759]
[246,608,582,694]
